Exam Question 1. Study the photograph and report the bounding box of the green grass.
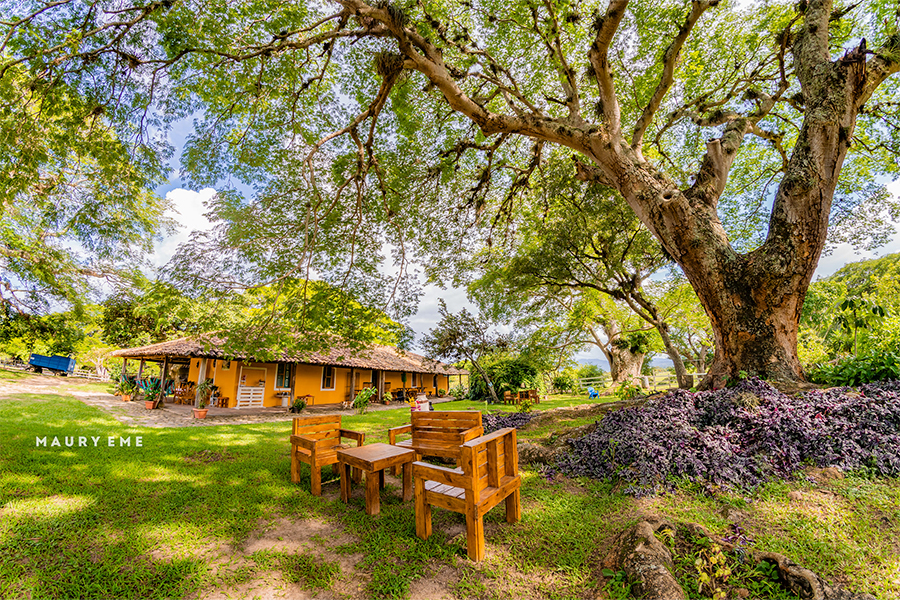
[1,375,897,599]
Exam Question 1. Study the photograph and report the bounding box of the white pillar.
[194,358,208,407]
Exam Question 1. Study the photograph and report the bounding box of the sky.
[152,177,900,371]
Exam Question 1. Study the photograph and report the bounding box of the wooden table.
[337,443,416,515]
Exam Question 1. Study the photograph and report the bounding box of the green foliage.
[447,384,468,400]
[807,352,900,386]
[291,396,307,412]
[353,387,377,415]
[552,372,578,393]
[468,354,539,403]
[614,381,645,401]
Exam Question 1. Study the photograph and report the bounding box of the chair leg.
[506,489,521,524]
[414,477,431,540]
[465,511,485,561]
[310,465,322,496]
[290,447,300,484]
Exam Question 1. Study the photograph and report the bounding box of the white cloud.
[150,187,217,269]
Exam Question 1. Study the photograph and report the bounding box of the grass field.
[1,372,897,599]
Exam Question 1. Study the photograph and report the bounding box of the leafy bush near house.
[807,351,900,386]
[448,384,469,400]
[554,378,900,493]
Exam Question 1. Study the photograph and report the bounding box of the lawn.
[1,373,897,599]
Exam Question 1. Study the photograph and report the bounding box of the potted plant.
[121,379,138,402]
[289,396,307,414]
[195,378,215,406]
[143,382,165,409]
[192,397,209,419]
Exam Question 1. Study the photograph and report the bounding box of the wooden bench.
[413,427,522,561]
[387,411,483,474]
[290,415,365,496]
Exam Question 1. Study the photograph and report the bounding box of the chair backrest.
[410,410,482,443]
[503,390,514,401]
[459,427,518,497]
[527,389,538,400]
[292,415,342,442]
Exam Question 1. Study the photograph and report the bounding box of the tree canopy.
[2,0,898,383]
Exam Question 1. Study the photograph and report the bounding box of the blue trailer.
[28,354,76,375]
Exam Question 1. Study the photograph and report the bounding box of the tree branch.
[631,0,719,152]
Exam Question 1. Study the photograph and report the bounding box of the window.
[321,366,335,390]
[276,363,292,390]
[221,360,231,371]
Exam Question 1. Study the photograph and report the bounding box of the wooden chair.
[503,390,516,405]
[290,415,365,496]
[388,411,483,474]
[414,427,521,561]
[527,389,540,404]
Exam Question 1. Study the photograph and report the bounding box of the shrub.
[448,384,468,400]
[553,378,900,493]
[807,352,900,386]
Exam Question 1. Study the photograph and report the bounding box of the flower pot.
[145,400,156,409]
[192,408,209,419]
[121,394,131,402]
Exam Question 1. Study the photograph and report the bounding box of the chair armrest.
[339,429,365,446]
[388,423,412,444]
[460,425,484,443]
[412,461,470,489]
[462,427,515,450]
[290,434,317,451]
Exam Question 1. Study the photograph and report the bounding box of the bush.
[552,373,577,393]
[470,356,539,402]
[448,384,468,400]
[554,378,900,493]
[807,352,900,386]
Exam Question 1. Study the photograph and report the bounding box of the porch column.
[160,356,169,402]
[375,369,383,402]
[137,359,145,381]
[349,367,355,405]
[121,358,128,381]
[194,357,208,407]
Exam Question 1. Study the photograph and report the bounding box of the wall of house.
[184,358,459,407]
[293,364,356,406]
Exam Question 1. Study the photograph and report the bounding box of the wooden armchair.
[388,411,483,474]
[290,415,365,496]
[413,427,521,561]
[502,390,516,405]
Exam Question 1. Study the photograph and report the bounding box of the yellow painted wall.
[185,357,459,406]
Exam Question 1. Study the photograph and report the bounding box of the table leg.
[340,462,351,503]
[402,461,412,502]
[365,470,380,516]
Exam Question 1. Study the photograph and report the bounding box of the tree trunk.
[656,322,690,389]
[469,358,500,405]
[607,346,644,386]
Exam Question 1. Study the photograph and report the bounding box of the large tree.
[4,0,898,385]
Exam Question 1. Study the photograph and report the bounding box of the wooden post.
[137,359,145,381]
[121,358,128,382]
[160,356,169,403]
[194,357,208,407]
[375,369,383,403]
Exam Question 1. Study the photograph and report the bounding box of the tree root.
[606,517,877,600]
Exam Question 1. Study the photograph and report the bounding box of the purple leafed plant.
[553,378,900,493]
[483,412,535,434]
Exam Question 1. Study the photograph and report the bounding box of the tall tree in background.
[468,161,691,386]
[4,0,898,385]
[422,301,508,404]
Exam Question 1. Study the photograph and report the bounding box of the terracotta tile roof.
[109,335,468,375]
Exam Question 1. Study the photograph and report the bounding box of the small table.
[337,443,416,515]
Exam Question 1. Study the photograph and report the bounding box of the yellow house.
[111,336,468,409]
